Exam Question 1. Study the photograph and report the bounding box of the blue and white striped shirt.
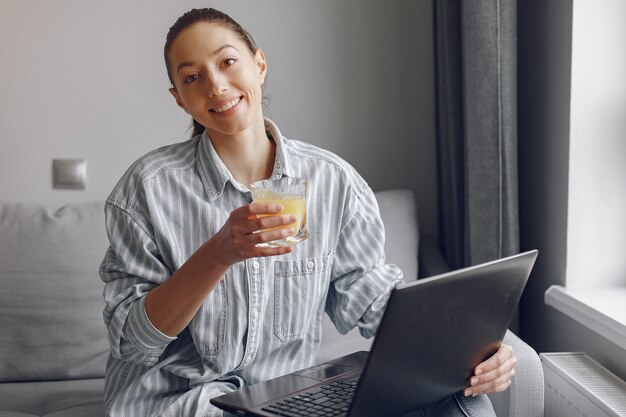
[99,118,403,417]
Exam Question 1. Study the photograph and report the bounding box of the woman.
[99,8,516,417]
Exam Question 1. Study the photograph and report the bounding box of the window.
[546,0,626,349]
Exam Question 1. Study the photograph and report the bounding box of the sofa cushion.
[0,203,109,382]
[375,189,419,281]
[0,378,104,416]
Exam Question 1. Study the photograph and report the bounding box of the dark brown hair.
[164,8,258,137]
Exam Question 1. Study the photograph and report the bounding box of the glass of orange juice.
[250,177,308,247]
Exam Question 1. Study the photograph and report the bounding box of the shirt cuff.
[125,296,177,352]
[356,264,404,338]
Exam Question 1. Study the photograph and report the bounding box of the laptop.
[211,250,538,417]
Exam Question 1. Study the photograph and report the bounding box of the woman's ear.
[255,49,267,85]
[169,87,190,114]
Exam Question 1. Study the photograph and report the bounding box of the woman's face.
[168,22,267,138]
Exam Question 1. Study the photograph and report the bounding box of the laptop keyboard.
[261,378,359,416]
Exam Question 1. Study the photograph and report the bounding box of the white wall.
[567,0,626,287]
[0,0,438,238]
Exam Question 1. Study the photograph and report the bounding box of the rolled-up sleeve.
[325,183,404,339]
[99,202,176,366]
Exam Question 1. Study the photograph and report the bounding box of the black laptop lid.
[348,250,537,417]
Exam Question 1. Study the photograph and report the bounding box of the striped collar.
[196,118,292,201]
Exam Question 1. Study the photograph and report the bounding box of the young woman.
[100,8,517,417]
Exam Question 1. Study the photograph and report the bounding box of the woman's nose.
[205,70,227,97]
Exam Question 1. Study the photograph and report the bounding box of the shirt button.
[252,310,259,320]
[253,261,260,269]
[307,261,315,269]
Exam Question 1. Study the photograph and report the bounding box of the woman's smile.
[209,96,242,114]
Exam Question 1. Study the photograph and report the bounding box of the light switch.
[52,159,86,190]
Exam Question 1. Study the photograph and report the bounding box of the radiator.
[541,352,626,417]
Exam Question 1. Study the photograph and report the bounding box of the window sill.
[544,285,626,350]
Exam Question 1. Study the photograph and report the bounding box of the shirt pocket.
[273,254,333,342]
[190,279,226,357]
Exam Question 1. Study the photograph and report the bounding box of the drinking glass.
[250,177,308,247]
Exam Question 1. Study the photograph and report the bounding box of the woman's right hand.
[211,202,296,267]
[145,202,295,337]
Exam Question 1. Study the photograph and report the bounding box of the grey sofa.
[0,189,543,416]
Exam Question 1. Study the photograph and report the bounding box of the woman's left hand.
[464,343,517,397]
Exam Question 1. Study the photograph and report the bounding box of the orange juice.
[255,194,306,233]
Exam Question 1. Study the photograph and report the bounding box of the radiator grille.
[541,352,626,417]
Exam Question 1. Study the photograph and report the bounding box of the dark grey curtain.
[434,0,519,270]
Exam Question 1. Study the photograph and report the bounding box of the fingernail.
[274,204,283,212]
[288,215,297,222]
[471,377,479,385]
[475,368,483,376]
[464,389,472,397]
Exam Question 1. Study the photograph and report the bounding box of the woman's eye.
[184,73,199,83]
[223,58,236,67]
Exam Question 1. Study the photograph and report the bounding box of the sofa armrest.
[418,235,452,278]
[488,330,544,417]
